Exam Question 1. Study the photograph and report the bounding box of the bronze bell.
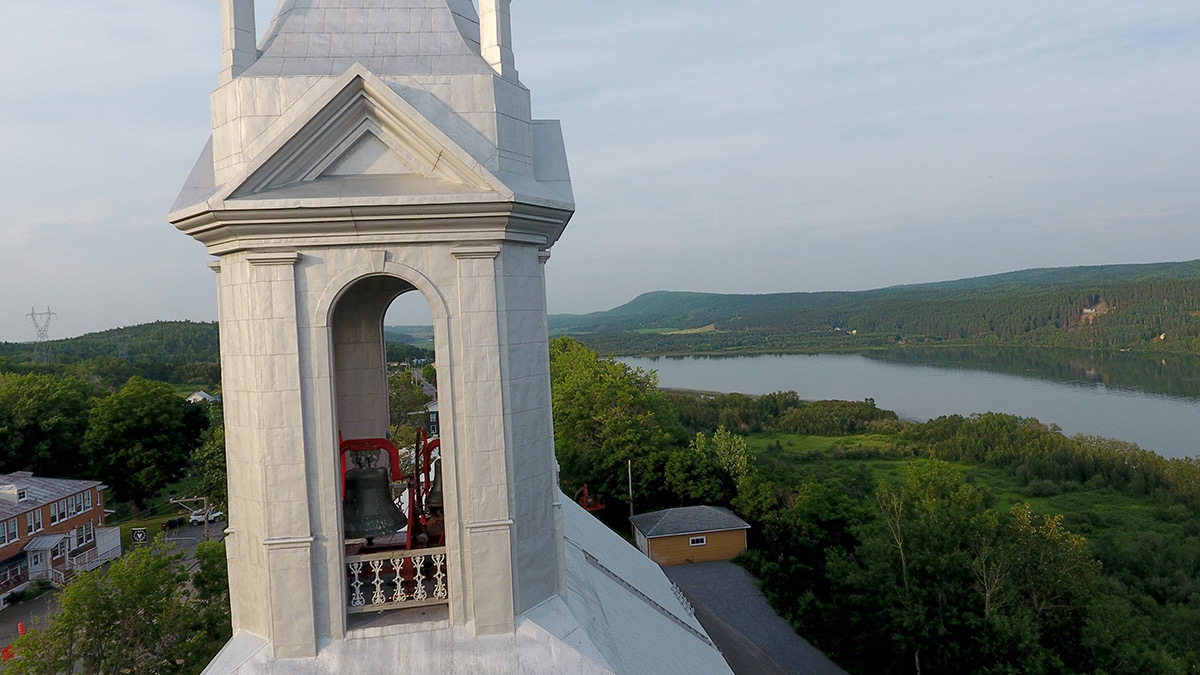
[425,458,444,511]
[343,466,406,540]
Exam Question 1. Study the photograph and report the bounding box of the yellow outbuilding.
[630,506,751,566]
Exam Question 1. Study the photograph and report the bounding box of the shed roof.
[630,506,750,539]
[24,534,66,552]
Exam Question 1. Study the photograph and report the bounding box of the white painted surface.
[203,495,731,674]
[177,0,725,671]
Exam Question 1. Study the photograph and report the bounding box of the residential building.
[187,390,218,404]
[631,506,752,566]
[0,472,121,607]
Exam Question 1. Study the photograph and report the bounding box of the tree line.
[0,319,434,392]
[548,336,1200,672]
[557,264,1200,356]
[0,372,211,507]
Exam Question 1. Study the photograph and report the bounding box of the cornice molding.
[451,244,502,260]
[246,252,301,267]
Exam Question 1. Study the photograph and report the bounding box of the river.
[618,349,1200,460]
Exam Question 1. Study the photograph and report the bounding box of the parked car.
[189,509,224,525]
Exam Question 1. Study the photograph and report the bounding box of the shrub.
[7,580,53,604]
[1023,479,1062,497]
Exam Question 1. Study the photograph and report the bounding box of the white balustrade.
[345,546,449,614]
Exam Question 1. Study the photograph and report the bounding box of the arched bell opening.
[329,274,449,620]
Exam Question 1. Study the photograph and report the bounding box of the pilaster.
[451,243,517,635]
[237,251,318,658]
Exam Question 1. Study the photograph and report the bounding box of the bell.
[425,458,444,511]
[343,466,406,540]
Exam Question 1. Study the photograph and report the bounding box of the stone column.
[451,244,517,635]
[223,251,318,658]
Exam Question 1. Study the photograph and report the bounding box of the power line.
[26,306,56,364]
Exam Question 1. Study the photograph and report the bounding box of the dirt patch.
[1080,299,1112,325]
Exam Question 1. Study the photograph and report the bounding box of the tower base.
[203,498,732,675]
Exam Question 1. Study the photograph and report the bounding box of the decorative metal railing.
[345,546,448,614]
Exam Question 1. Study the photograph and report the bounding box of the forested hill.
[0,321,221,363]
[0,320,433,387]
[553,260,1200,354]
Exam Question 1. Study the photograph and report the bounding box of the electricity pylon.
[26,306,56,364]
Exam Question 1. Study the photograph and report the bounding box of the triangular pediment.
[227,68,503,200]
[324,133,412,176]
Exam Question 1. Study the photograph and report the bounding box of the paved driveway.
[664,561,846,675]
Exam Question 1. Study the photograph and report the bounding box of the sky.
[1,1,1198,341]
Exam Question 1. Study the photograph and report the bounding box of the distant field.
[748,430,1182,552]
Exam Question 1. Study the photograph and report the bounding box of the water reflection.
[862,347,1200,401]
[620,350,1200,460]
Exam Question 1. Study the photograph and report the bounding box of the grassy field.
[747,430,1183,550]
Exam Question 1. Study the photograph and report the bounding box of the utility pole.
[26,307,56,364]
[627,459,634,536]
[171,496,211,540]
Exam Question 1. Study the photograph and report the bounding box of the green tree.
[193,405,227,511]
[701,426,752,481]
[831,461,1007,673]
[421,362,437,389]
[1005,503,1100,654]
[83,377,205,507]
[179,540,233,671]
[387,369,433,451]
[548,337,687,509]
[10,537,230,675]
[0,373,94,476]
[664,442,732,505]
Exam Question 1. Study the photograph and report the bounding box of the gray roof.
[630,506,751,539]
[0,473,104,520]
[24,534,67,552]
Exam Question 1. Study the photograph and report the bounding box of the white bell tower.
[173,2,731,672]
[174,0,573,658]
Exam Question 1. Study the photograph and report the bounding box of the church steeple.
[173,0,575,663]
[200,0,544,194]
[173,2,728,672]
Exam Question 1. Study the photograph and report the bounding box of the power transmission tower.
[116,337,131,364]
[26,306,56,364]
